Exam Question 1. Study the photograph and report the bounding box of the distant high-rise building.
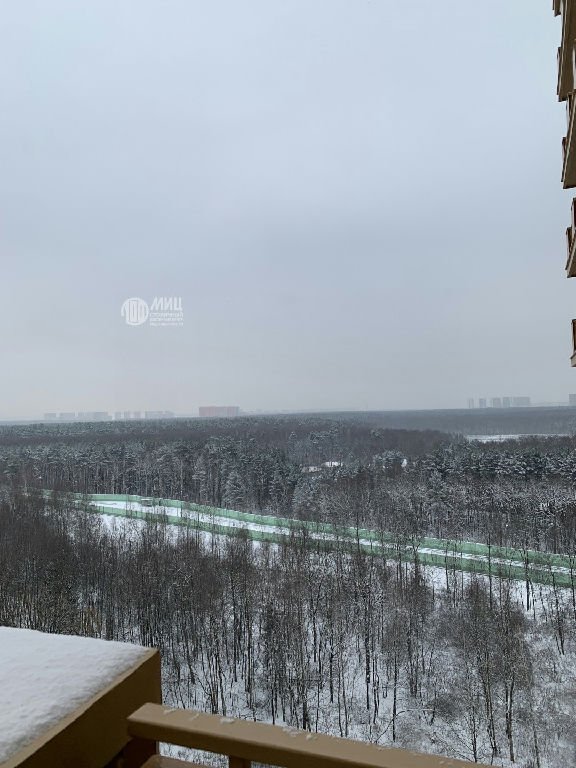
[44,413,57,420]
[132,411,141,420]
[199,406,240,418]
[58,412,76,421]
[502,397,511,408]
[570,394,576,406]
[114,411,122,420]
[490,398,502,408]
[77,412,110,421]
[467,398,475,409]
[512,396,531,407]
[478,398,487,409]
[144,411,175,420]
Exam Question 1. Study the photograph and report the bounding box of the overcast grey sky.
[0,0,572,418]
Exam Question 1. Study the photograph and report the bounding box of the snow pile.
[0,627,149,763]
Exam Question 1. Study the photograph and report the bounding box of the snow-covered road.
[87,499,575,583]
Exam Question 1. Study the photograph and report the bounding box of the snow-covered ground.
[465,434,569,442]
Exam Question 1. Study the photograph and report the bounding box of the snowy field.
[465,433,570,442]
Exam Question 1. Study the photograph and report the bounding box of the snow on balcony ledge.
[0,627,160,768]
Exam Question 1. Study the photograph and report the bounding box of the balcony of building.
[0,627,492,768]
[555,0,562,17]
[556,1,576,187]
[562,84,576,187]
[564,197,576,274]
[555,0,576,101]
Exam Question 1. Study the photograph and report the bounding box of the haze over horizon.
[1,0,573,419]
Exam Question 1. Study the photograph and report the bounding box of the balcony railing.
[572,319,576,367]
[126,703,492,768]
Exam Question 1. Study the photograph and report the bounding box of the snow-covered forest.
[3,416,576,552]
[2,415,576,766]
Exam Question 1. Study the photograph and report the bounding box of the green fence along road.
[41,491,576,589]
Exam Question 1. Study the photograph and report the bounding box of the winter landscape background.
[2,411,576,766]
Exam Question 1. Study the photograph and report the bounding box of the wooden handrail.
[128,703,491,768]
